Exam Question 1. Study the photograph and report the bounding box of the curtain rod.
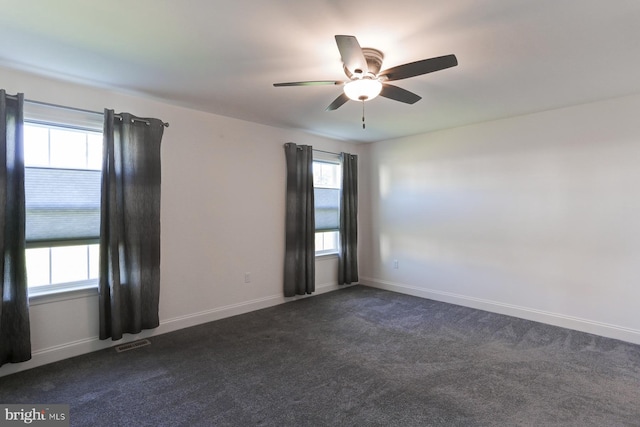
[5,95,169,127]
[313,149,356,158]
[286,143,341,156]
[313,148,341,156]
[291,147,354,157]
[27,99,170,128]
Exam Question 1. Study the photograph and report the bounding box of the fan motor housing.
[344,48,384,78]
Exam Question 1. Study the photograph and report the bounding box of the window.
[313,154,341,255]
[23,104,103,296]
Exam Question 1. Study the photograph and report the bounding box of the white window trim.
[28,278,99,300]
[24,105,103,298]
[316,249,339,258]
[29,285,98,306]
[313,152,341,256]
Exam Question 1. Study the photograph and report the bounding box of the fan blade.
[335,35,368,75]
[379,84,422,104]
[274,81,342,87]
[326,93,350,111]
[379,54,458,82]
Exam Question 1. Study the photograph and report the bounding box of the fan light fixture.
[343,78,382,101]
[273,35,459,118]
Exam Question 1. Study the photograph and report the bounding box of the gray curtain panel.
[283,143,315,297]
[339,152,358,285]
[0,90,31,366]
[99,110,164,341]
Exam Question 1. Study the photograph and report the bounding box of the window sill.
[29,284,98,306]
[316,252,339,259]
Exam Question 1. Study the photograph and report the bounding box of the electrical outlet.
[393,260,399,269]
[244,272,251,283]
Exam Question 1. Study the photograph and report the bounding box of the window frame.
[23,106,103,298]
[313,152,341,256]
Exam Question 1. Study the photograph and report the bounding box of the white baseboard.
[0,281,344,377]
[360,276,640,346]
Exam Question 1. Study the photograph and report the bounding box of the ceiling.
[1,1,640,143]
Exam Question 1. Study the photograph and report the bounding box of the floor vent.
[115,339,151,353]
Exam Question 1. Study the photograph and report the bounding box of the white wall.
[0,67,361,376]
[360,94,640,344]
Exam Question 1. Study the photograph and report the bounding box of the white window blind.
[25,167,101,243]
[314,187,340,231]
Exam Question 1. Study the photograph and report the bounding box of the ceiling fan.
[274,35,458,111]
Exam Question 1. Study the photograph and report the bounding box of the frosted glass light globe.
[344,78,382,101]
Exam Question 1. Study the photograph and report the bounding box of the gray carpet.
[1,285,639,426]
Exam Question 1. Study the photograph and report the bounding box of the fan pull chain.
[362,100,366,129]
